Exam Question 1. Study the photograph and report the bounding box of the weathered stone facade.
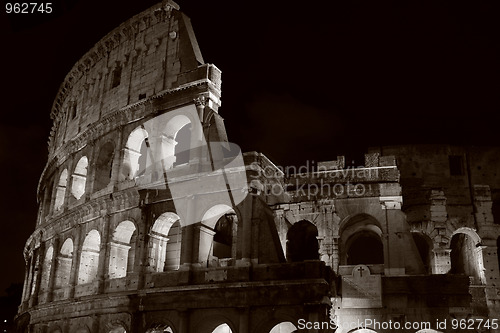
[17,1,500,332]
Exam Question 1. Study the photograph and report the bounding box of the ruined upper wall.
[368,144,500,225]
[48,0,215,156]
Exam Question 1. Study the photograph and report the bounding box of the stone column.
[97,215,111,293]
[238,307,249,333]
[180,195,196,269]
[238,197,253,266]
[23,253,34,306]
[121,147,142,181]
[136,207,150,290]
[431,248,452,274]
[69,227,82,299]
[21,254,32,306]
[178,309,189,333]
[193,224,216,267]
[228,214,239,260]
[110,125,124,185]
[47,237,60,302]
[29,246,44,307]
[332,237,340,272]
[251,218,260,265]
[157,134,177,171]
[318,236,335,267]
[380,196,405,276]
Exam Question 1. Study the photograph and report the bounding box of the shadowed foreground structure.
[16,1,500,332]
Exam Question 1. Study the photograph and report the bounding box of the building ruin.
[17,1,500,332]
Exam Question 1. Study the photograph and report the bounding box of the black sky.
[0,0,499,296]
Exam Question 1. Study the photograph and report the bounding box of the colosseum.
[16,1,500,332]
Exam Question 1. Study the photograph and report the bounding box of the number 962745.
[6,3,52,14]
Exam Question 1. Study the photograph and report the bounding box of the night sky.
[0,0,498,296]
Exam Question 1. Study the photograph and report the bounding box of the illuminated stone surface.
[17,1,500,332]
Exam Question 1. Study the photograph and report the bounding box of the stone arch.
[74,325,90,333]
[40,245,53,292]
[201,204,238,229]
[108,326,126,333]
[449,228,485,284]
[340,214,384,265]
[253,311,299,333]
[163,114,192,169]
[269,321,298,333]
[211,324,232,333]
[165,220,182,270]
[286,220,319,262]
[71,156,88,199]
[200,204,239,267]
[110,62,122,89]
[123,126,149,180]
[412,232,433,274]
[194,316,236,333]
[54,169,68,211]
[145,323,175,333]
[78,229,101,285]
[94,141,115,192]
[109,220,137,279]
[42,178,54,218]
[106,320,128,333]
[55,238,74,289]
[148,212,182,272]
[173,122,192,166]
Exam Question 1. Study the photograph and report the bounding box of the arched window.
[30,252,40,295]
[42,179,54,219]
[165,220,182,270]
[109,221,137,279]
[107,323,127,333]
[94,142,115,192]
[287,220,319,262]
[54,169,68,211]
[200,205,238,267]
[122,127,149,180]
[340,214,384,266]
[162,115,192,169]
[412,232,432,274]
[213,214,235,260]
[346,231,384,265]
[450,231,484,284]
[269,321,298,333]
[111,64,122,88]
[145,324,174,333]
[40,246,53,293]
[78,230,101,285]
[71,157,88,199]
[212,324,232,333]
[55,238,73,289]
[173,123,191,166]
[148,213,182,272]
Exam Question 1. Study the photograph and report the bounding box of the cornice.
[39,79,213,195]
[28,187,141,252]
